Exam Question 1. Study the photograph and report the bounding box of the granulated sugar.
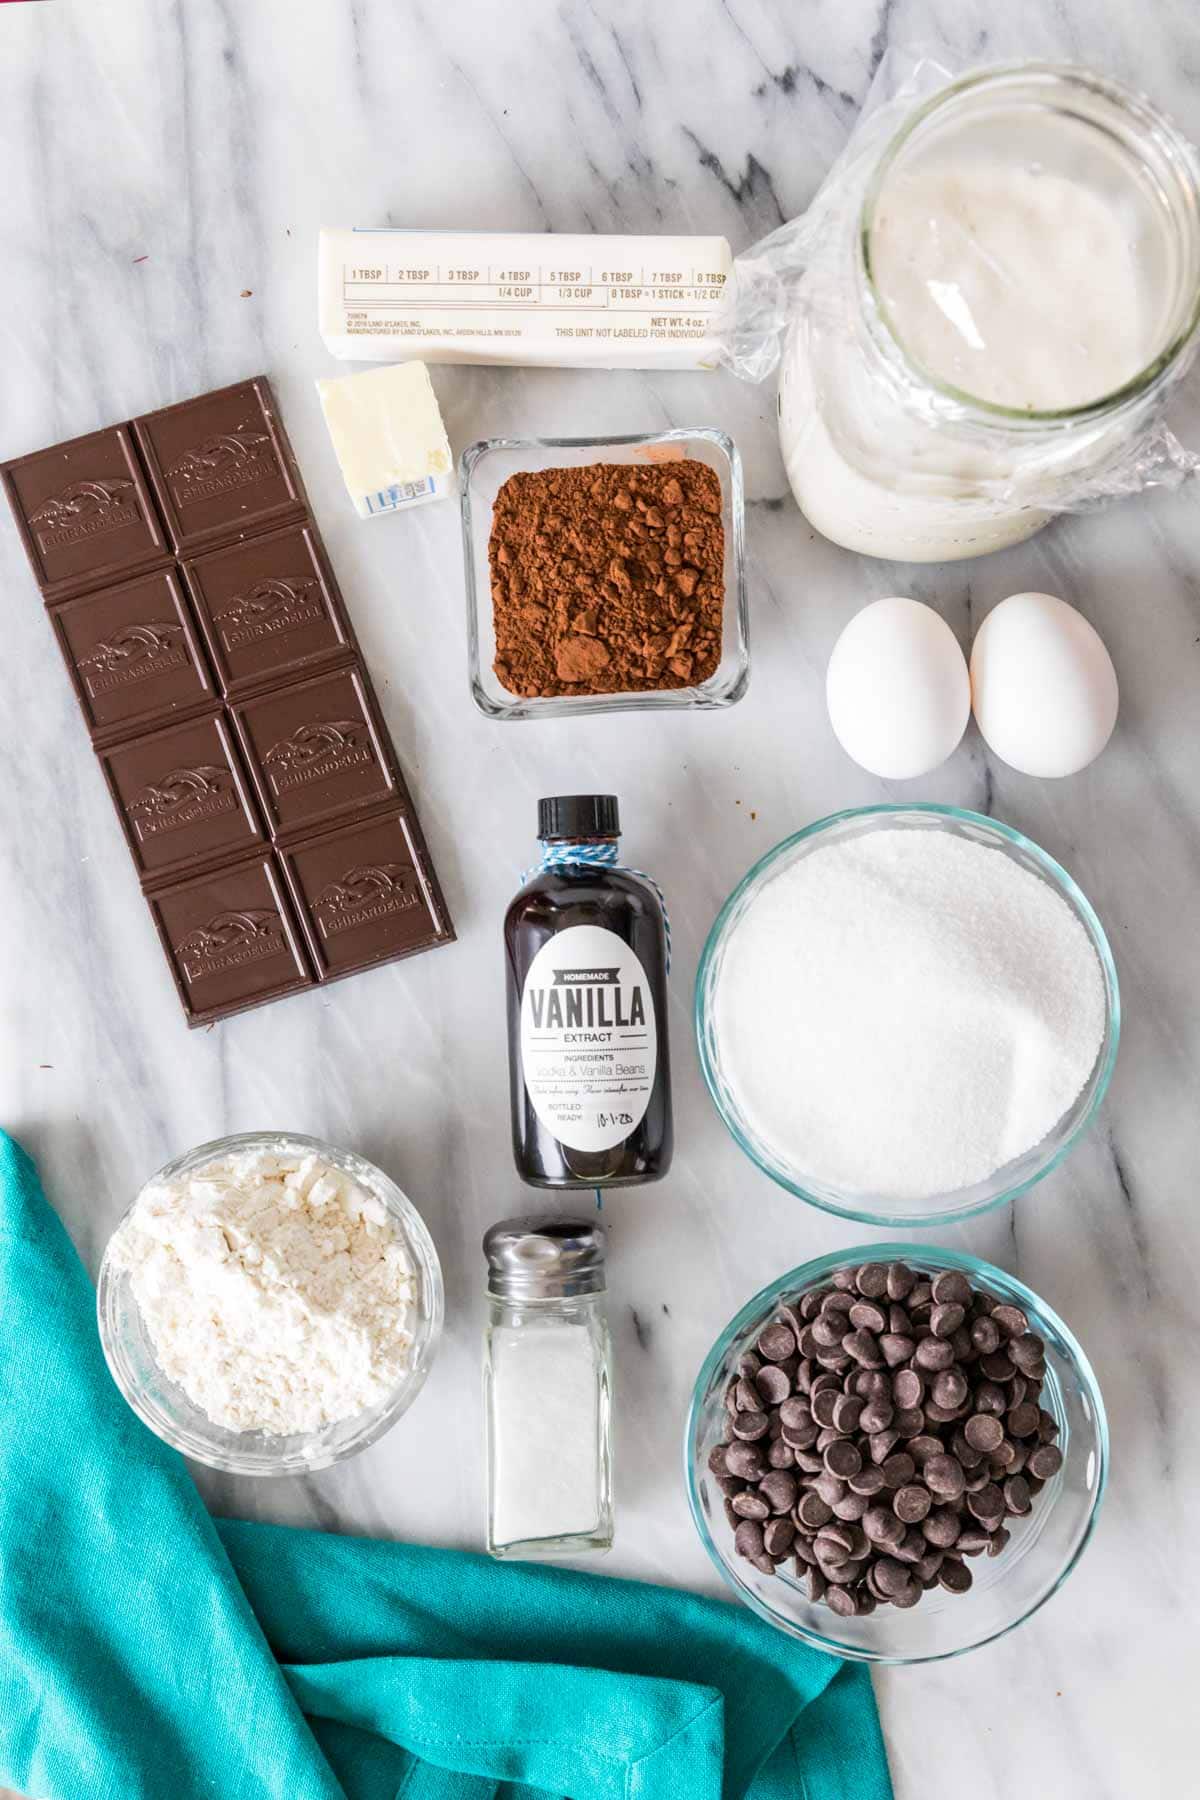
[713,829,1107,1199]
[110,1146,418,1435]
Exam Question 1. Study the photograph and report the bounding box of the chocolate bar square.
[148,853,312,1024]
[1,424,169,600]
[183,523,353,695]
[233,666,398,840]
[133,378,305,554]
[281,809,451,979]
[48,569,215,740]
[100,713,264,883]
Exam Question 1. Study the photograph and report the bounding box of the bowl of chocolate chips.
[685,1248,1107,1662]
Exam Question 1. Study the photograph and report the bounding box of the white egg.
[970,592,1118,778]
[826,597,970,780]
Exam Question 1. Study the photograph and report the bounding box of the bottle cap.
[483,1216,607,1299]
[537,795,620,842]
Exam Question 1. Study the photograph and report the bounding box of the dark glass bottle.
[505,795,673,1189]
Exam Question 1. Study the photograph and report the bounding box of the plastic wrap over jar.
[723,52,1200,560]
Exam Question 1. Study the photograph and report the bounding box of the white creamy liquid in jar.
[780,90,1177,561]
[869,153,1164,412]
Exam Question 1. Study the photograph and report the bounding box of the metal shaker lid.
[483,1216,607,1299]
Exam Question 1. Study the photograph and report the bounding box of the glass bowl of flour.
[696,805,1119,1225]
[98,1131,444,1474]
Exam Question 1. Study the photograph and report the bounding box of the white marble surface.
[0,2,1195,1795]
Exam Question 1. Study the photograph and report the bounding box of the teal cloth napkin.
[0,1129,893,1800]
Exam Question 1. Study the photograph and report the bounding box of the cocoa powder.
[489,459,724,698]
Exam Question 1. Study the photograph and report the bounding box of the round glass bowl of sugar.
[685,1245,1108,1664]
[98,1131,444,1475]
[695,805,1119,1226]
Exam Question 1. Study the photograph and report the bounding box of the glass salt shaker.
[483,1216,613,1559]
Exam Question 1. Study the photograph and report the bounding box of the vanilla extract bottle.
[505,795,673,1188]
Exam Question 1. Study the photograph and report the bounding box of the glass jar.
[483,1217,614,1559]
[779,64,1200,561]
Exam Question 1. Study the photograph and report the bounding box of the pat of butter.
[315,361,454,519]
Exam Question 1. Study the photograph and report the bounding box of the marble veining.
[1,2,1196,1795]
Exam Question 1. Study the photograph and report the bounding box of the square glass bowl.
[461,429,749,720]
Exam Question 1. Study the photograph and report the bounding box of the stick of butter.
[315,361,454,518]
[319,228,734,370]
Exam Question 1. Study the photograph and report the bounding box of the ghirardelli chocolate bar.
[1,376,454,1026]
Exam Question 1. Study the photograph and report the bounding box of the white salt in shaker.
[483,1217,613,1559]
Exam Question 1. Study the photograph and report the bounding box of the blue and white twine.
[521,838,672,973]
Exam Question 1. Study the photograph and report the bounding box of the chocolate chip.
[889,1577,922,1608]
[848,1300,888,1334]
[1010,1332,1047,1373]
[956,1526,993,1555]
[824,1439,863,1478]
[881,1333,916,1367]
[825,1584,858,1617]
[735,1378,764,1413]
[1004,1475,1033,1515]
[847,1464,886,1497]
[893,1483,932,1523]
[932,1367,969,1411]
[881,1452,916,1489]
[892,1368,924,1410]
[731,1490,770,1520]
[1027,1443,1063,1480]
[868,1428,901,1465]
[843,1330,884,1368]
[768,1439,796,1469]
[763,1517,794,1558]
[967,1482,1005,1524]
[938,1559,973,1595]
[759,1470,798,1514]
[931,1270,972,1307]
[855,1264,888,1298]
[859,1397,895,1434]
[971,1316,1002,1354]
[832,1393,864,1434]
[921,1507,961,1548]
[930,1302,966,1339]
[991,1303,1029,1338]
[758,1323,797,1363]
[755,1363,792,1405]
[833,1490,870,1521]
[725,1442,767,1480]
[731,1410,770,1441]
[964,1412,1005,1453]
[886,1262,916,1300]
[1007,1402,1041,1438]
[924,1454,966,1501]
[914,1337,955,1372]
[873,1556,910,1597]
[797,1491,834,1531]
[863,1506,905,1548]
[816,1522,854,1558]
[733,1520,765,1559]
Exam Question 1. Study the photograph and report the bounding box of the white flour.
[714,830,1107,1199]
[110,1146,418,1435]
